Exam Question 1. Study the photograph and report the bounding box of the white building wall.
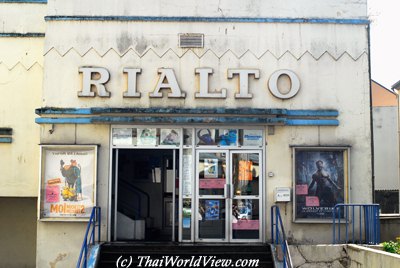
[47,0,367,19]
[0,3,46,33]
[34,1,371,266]
[0,2,46,267]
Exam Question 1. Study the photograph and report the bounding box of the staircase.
[97,243,274,268]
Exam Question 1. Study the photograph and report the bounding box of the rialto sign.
[78,67,301,100]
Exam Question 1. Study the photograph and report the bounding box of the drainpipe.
[367,24,375,203]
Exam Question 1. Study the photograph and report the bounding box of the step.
[97,243,274,268]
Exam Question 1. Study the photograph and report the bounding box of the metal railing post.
[76,207,101,268]
[332,204,380,245]
[271,205,292,268]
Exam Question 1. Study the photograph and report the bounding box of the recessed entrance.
[111,149,178,242]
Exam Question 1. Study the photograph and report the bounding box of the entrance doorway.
[109,126,266,243]
[195,150,262,242]
[111,149,179,242]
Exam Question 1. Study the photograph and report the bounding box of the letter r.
[78,67,111,97]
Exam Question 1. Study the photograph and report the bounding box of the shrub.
[381,240,400,254]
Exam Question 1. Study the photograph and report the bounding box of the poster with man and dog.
[39,145,97,220]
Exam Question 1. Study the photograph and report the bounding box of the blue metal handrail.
[76,206,101,268]
[271,205,292,268]
[332,204,380,245]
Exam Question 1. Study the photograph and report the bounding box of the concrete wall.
[0,2,46,33]
[371,81,399,191]
[47,0,367,19]
[0,37,43,197]
[373,106,399,190]
[289,244,400,268]
[0,198,37,268]
[347,244,400,268]
[36,124,110,268]
[289,245,350,268]
[0,2,45,197]
[380,217,400,242]
[0,2,45,267]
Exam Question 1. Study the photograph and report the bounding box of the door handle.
[224,184,231,199]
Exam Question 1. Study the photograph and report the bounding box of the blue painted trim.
[92,107,286,115]
[36,108,92,115]
[36,107,286,116]
[0,128,12,135]
[0,137,12,143]
[93,116,285,124]
[35,116,339,126]
[44,16,369,25]
[35,108,339,126]
[287,110,339,117]
[35,118,92,124]
[0,33,45,37]
[0,0,46,3]
[36,107,339,117]
[36,116,286,125]
[286,119,339,126]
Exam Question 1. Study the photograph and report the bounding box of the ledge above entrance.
[35,107,339,126]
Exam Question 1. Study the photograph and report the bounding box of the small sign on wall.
[274,187,291,202]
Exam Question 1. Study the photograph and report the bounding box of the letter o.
[268,69,300,99]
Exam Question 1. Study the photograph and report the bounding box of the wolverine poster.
[293,147,349,222]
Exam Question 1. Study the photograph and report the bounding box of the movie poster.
[160,129,180,145]
[293,147,348,221]
[205,200,220,220]
[137,128,157,146]
[204,158,218,178]
[39,145,97,220]
[112,128,133,146]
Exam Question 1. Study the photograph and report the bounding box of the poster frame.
[292,146,350,223]
[38,144,98,222]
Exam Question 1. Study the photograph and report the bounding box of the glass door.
[195,150,262,242]
[230,151,262,242]
[196,150,229,241]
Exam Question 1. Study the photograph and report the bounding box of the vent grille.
[179,34,204,48]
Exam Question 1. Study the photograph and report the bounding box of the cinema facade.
[25,1,372,266]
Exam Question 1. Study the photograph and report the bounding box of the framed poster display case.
[38,145,98,221]
[292,146,350,222]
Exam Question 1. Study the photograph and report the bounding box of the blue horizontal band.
[44,16,369,25]
[35,107,339,126]
[0,128,12,135]
[35,116,339,126]
[36,117,92,124]
[287,110,339,117]
[0,33,45,37]
[286,119,339,126]
[0,137,12,143]
[36,107,338,117]
[0,0,46,3]
[36,116,286,125]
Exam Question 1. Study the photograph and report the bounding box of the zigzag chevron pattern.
[0,61,43,71]
[43,47,367,61]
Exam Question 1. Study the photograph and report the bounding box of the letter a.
[150,68,185,98]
